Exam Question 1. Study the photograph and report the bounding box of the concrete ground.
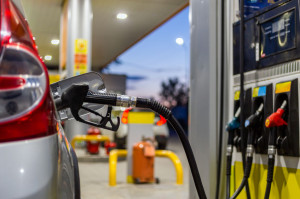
[77,137,190,199]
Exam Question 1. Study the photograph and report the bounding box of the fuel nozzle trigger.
[76,104,120,131]
[61,84,120,131]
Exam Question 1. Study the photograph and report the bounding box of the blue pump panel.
[233,0,300,74]
[244,0,280,17]
[260,10,296,58]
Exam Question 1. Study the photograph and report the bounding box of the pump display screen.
[260,10,296,58]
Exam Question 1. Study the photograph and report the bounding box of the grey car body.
[0,122,79,199]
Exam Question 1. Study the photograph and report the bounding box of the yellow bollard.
[109,149,127,186]
[155,150,184,185]
[108,149,183,186]
[71,135,110,149]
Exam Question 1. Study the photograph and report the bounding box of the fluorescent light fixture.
[176,38,184,45]
[51,39,60,45]
[44,55,52,61]
[116,13,127,20]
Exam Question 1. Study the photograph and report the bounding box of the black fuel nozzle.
[244,103,264,153]
[245,103,264,129]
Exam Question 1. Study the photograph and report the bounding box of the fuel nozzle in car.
[225,107,241,199]
[264,100,287,199]
[54,82,207,199]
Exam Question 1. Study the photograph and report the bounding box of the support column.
[60,0,93,141]
[189,0,221,198]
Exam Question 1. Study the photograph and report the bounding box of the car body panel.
[0,130,76,199]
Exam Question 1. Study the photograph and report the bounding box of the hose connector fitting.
[116,95,137,107]
[227,145,233,156]
[246,144,254,157]
[268,145,276,156]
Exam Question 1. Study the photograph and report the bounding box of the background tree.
[160,77,189,108]
[160,77,189,134]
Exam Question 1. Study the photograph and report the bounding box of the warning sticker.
[74,39,88,75]
[75,39,88,54]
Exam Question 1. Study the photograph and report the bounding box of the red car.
[0,1,80,198]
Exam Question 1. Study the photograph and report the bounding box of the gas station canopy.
[21,0,188,70]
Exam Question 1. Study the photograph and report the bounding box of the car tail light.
[0,76,25,90]
[156,115,167,126]
[0,1,56,142]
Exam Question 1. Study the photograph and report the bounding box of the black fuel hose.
[264,127,277,199]
[238,0,251,195]
[168,114,207,199]
[136,97,207,199]
[230,156,253,199]
[225,107,241,199]
[226,130,234,199]
[226,154,232,199]
[264,156,275,199]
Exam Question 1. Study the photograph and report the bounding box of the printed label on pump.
[74,39,88,76]
[276,81,291,93]
[253,86,266,97]
[234,91,240,100]
[75,39,88,54]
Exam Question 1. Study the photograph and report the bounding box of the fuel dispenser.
[274,80,299,156]
[228,0,300,198]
